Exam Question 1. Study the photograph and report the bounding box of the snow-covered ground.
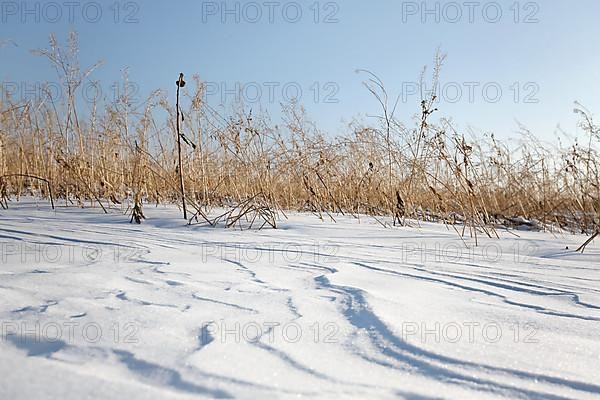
[1,199,599,399]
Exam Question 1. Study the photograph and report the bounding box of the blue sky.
[1,0,599,141]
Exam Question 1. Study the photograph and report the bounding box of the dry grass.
[1,34,599,243]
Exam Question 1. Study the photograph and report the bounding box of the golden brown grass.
[1,34,598,242]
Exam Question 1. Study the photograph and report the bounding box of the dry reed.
[1,34,598,246]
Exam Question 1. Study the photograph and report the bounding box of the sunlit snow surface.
[1,199,599,399]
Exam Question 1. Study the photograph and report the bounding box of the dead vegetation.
[1,34,598,245]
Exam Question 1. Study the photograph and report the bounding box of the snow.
[1,199,599,399]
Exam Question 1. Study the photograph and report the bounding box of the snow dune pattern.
[0,200,599,399]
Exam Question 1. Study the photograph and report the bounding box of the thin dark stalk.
[176,73,187,220]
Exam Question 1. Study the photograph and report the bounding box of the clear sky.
[1,0,599,141]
